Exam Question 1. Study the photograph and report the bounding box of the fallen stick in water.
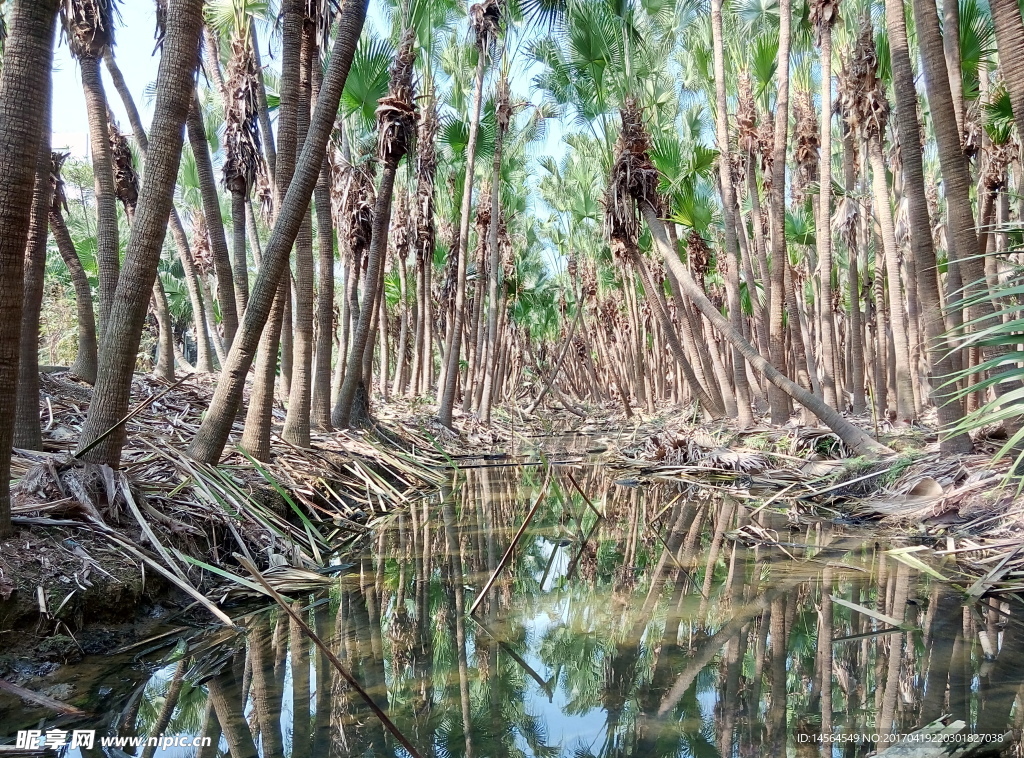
[236,555,424,758]
[469,465,553,616]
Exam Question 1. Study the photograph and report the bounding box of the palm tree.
[810,0,840,411]
[188,0,369,464]
[883,0,970,452]
[48,152,99,384]
[709,0,754,425]
[0,0,59,537]
[187,91,239,347]
[767,0,794,423]
[61,0,120,345]
[335,30,418,428]
[437,0,501,429]
[13,66,54,451]
[75,0,206,467]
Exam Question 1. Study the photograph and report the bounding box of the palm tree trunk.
[241,279,287,461]
[230,189,249,313]
[311,61,335,430]
[50,209,99,383]
[642,202,890,456]
[943,0,965,137]
[168,210,216,371]
[14,86,53,451]
[81,55,120,345]
[816,24,840,410]
[251,17,277,185]
[189,0,368,463]
[187,94,239,346]
[884,0,970,451]
[841,130,866,413]
[867,139,916,421]
[768,0,794,423]
[392,249,410,397]
[283,26,316,447]
[711,0,754,426]
[913,0,1014,398]
[75,0,204,467]
[438,51,487,428]
[105,54,217,372]
[152,277,176,382]
[0,0,59,537]
[336,166,399,427]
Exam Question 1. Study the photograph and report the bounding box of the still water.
[2,446,1023,757]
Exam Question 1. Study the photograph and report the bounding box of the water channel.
[2,440,1022,756]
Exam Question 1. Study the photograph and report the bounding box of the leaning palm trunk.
[105,53,216,372]
[14,85,54,451]
[644,203,888,455]
[883,0,970,452]
[0,0,59,537]
[438,0,500,428]
[335,32,417,428]
[189,0,368,463]
[188,94,239,346]
[75,0,205,467]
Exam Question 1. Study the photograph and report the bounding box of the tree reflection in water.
[46,465,1024,756]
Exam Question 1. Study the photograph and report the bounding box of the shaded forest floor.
[3,372,1023,666]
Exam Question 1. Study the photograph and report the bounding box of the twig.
[469,464,553,615]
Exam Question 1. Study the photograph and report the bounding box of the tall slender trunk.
[187,94,239,346]
[14,83,53,451]
[82,55,119,344]
[230,190,249,314]
[189,0,368,463]
[50,208,99,382]
[768,0,794,423]
[283,25,316,447]
[152,277,176,381]
[438,50,487,428]
[885,0,970,451]
[710,0,754,426]
[942,0,965,137]
[816,25,839,410]
[842,130,866,414]
[867,140,915,421]
[252,17,277,186]
[75,0,204,467]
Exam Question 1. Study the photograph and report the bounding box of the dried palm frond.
[49,152,71,218]
[687,230,712,290]
[470,0,501,53]
[222,34,266,196]
[61,0,119,59]
[332,163,375,261]
[108,119,139,216]
[737,71,758,155]
[792,89,819,204]
[375,29,417,166]
[841,27,889,141]
[808,0,840,44]
[605,98,658,258]
[190,212,214,275]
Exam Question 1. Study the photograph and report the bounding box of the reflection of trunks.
[7,464,1019,756]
